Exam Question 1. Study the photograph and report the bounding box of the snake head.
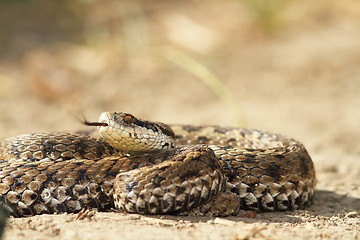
[86,112,175,153]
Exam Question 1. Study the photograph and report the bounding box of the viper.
[0,112,316,217]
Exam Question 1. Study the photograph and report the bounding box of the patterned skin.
[0,112,315,217]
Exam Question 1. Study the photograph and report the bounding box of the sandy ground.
[0,1,359,239]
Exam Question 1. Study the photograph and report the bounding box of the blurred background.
[0,0,359,181]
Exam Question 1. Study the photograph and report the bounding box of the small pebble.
[128,215,141,220]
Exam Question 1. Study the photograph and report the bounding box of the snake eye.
[123,114,134,124]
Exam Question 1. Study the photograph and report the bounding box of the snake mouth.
[83,120,109,127]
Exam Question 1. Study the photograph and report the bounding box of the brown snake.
[0,112,316,217]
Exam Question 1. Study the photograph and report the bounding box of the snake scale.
[0,112,316,217]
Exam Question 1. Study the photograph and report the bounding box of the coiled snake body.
[0,112,316,217]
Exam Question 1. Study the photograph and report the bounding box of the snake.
[0,112,316,217]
